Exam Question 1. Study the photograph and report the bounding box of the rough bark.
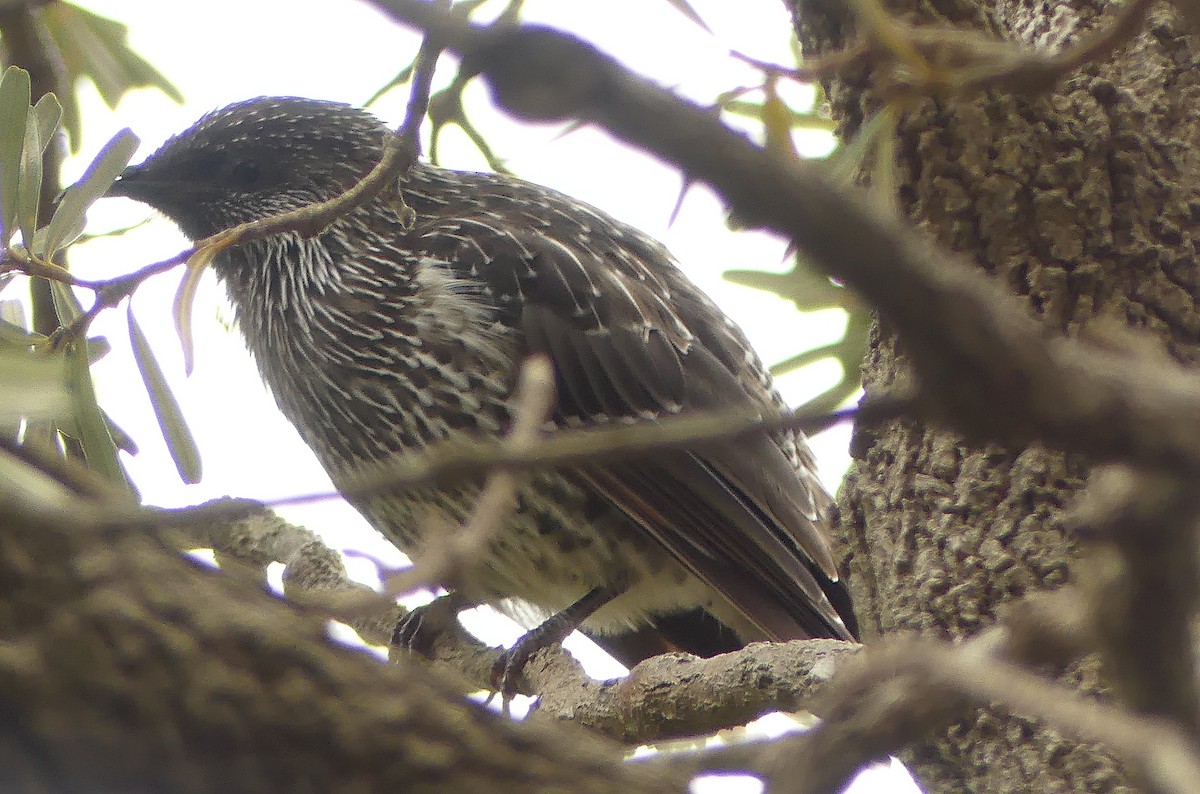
[792,0,1200,789]
[8,0,1198,789]
[0,478,680,794]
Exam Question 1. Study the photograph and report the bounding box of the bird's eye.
[230,160,263,188]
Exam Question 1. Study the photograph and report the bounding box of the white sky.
[49,1,915,791]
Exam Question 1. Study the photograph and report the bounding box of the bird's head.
[108,96,389,240]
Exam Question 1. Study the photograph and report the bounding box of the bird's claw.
[390,592,468,660]
[487,635,543,711]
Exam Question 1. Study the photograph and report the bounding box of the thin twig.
[981,0,1155,90]
[729,0,1153,96]
[730,45,871,84]
[398,4,448,149]
[129,395,908,537]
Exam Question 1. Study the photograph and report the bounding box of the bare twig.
[143,489,1189,756]
[398,2,447,149]
[90,398,902,543]
[0,252,81,284]
[159,495,863,743]
[736,0,1153,96]
[52,249,192,343]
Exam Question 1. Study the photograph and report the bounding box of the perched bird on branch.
[109,96,858,669]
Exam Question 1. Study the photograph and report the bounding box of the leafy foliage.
[41,2,182,152]
[0,64,196,491]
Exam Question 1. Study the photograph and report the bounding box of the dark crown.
[109,97,389,239]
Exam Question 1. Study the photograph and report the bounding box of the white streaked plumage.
[109,96,858,662]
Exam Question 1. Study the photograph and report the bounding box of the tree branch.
[783,639,1200,794]
[0,452,685,794]
[1069,466,1200,735]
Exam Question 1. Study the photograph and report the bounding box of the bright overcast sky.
[54,2,912,791]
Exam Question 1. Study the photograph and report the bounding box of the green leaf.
[47,278,84,323]
[39,127,138,258]
[775,308,870,414]
[0,299,37,346]
[0,67,32,246]
[363,63,414,107]
[64,337,126,487]
[0,345,69,424]
[17,108,43,249]
[128,306,202,484]
[0,319,43,347]
[86,335,111,363]
[723,100,837,133]
[102,408,139,455]
[32,94,63,155]
[725,260,847,312]
[41,3,182,152]
[824,107,892,186]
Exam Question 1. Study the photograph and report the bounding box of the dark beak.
[106,163,149,201]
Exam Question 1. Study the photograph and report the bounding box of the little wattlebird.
[109,96,859,671]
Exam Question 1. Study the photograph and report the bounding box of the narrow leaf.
[17,109,43,248]
[363,63,414,107]
[86,335,111,363]
[47,278,83,323]
[0,345,69,423]
[724,100,837,132]
[0,67,32,246]
[0,317,43,346]
[40,127,138,258]
[824,107,891,185]
[64,338,126,487]
[102,408,139,455]
[41,4,181,152]
[0,299,38,346]
[725,262,844,311]
[128,306,202,483]
[32,94,63,155]
[761,79,799,161]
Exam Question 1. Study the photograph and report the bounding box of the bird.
[108,96,858,670]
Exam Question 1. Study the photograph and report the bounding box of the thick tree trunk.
[793,0,1200,790]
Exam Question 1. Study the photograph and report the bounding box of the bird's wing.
[409,199,856,643]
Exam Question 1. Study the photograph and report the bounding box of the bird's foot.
[488,608,582,705]
[391,591,469,659]
[488,583,625,708]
